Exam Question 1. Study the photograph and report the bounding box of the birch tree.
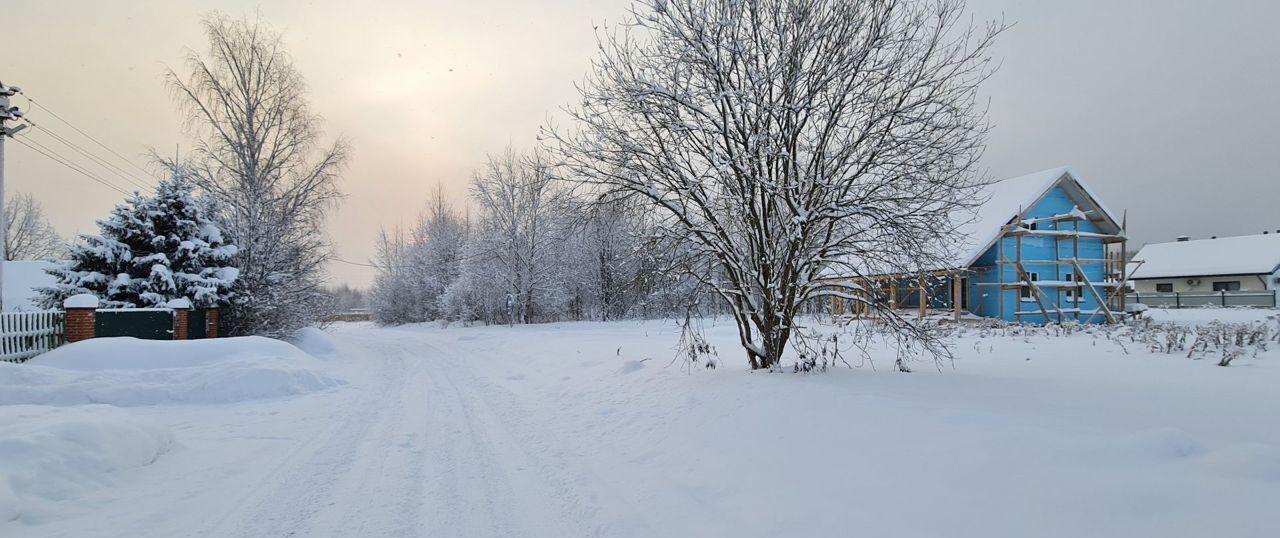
[164,12,347,336]
[549,0,1003,369]
[5,193,63,261]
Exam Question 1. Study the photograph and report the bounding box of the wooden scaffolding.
[985,207,1131,324]
[828,210,1137,325]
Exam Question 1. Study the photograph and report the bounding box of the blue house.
[828,167,1129,323]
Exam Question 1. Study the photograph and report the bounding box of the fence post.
[166,298,193,340]
[1221,291,1226,307]
[1175,293,1181,309]
[63,294,99,343]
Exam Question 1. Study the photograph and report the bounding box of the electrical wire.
[24,122,153,192]
[19,91,162,181]
[331,257,386,269]
[8,136,133,196]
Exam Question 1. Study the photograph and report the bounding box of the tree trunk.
[743,315,791,370]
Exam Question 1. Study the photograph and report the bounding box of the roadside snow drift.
[0,337,344,406]
[0,405,176,524]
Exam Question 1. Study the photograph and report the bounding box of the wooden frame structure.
[825,168,1133,325]
[827,211,1131,325]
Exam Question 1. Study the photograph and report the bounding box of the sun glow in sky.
[5,0,1278,287]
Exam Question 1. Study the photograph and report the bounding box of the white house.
[2,260,58,311]
[1130,233,1280,307]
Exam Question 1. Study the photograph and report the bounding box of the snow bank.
[0,337,345,406]
[290,327,337,356]
[0,405,176,524]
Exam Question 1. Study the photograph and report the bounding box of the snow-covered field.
[2,309,1279,537]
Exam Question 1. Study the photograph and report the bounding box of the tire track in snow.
[203,325,605,537]
[207,338,412,538]
[396,329,606,537]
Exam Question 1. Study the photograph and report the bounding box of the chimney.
[1176,235,1190,242]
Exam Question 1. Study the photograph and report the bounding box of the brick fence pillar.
[166,298,193,340]
[206,308,220,338]
[63,294,99,343]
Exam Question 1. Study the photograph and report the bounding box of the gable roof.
[951,167,1121,269]
[1130,234,1280,280]
[819,167,1122,278]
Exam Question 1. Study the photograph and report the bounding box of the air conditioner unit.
[1186,278,1201,286]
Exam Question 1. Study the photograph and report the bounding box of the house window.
[1020,272,1039,301]
[1064,273,1081,302]
[1027,221,1039,231]
[1212,281,1241,292]
[1155,283,1173,293]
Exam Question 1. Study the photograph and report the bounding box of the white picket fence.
[0,310,66,363]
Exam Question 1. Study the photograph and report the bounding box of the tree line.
[370,146,707,325]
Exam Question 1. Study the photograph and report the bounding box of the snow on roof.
[1130,234,1280,279]
[950,166,1119,269]
[821,167,1119,278]
[4,260,58,311]
[951,167,1070,268]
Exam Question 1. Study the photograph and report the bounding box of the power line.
[19,91,162,182]
[24,123,152,192]
[9,136,132,196]
[331,257,386,269]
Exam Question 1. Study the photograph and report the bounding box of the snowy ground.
[3,308,1279,537]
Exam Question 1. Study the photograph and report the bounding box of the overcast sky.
[4,0,1278,288]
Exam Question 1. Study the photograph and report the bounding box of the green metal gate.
[188,309,208,339]
[96,309,174,340]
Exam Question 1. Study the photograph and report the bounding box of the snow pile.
[0,405,176,524]
[0,337,344,406]
[290,327,337,356]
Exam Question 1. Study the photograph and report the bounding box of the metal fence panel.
[1133,291,1278,309]
[188,309,207,339]
[96,309,175,340]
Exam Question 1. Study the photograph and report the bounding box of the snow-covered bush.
[962,316,1273,367]
[39,174,237,309]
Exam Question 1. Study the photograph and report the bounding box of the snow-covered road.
[7,313,1280,537]
[194,328,598,537]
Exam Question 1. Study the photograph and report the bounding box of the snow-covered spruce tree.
[549,0,1003,369]
[40,174,236,309]
[163,13,346,337]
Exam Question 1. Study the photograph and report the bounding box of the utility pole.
[0,80,30,312]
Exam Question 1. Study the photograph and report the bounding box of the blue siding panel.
[963,184,1111,323]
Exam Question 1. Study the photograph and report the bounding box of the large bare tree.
[4,192,63,261]
[550,0,1003,369]
[163,12,347,336]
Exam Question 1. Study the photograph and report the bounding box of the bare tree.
[4,192,63,261]
[549,0,1003,369]
[369,183,469,324]
[162,12,347,336]
[469,146,567,325]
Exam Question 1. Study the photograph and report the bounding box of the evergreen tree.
[39,175,237,309]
